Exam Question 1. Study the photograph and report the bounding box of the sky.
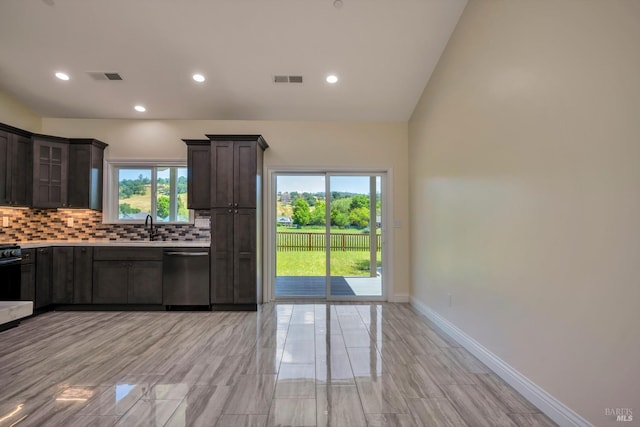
[118,167,187,181]
[277,175,380,195]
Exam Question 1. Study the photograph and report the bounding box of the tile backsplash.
[0,208,210,242]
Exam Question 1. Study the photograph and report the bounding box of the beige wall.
[0,89,41,132]
[408,1,640,425]
[41,118,410,299]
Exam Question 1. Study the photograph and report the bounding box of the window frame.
[104,159,193,224]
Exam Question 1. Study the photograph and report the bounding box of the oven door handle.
[0,258,22,266]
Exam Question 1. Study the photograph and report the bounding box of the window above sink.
[104,160,192,224]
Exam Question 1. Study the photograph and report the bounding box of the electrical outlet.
[2,216,8,227]
[67,217,74,227]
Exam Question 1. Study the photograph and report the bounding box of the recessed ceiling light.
[326,74,338,84]
[55,72,70,81]
[192,74,205,83]
[134,105,146,112]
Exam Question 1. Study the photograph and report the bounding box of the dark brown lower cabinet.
[21,249,36,303]
[210,208,257,306]
[93,261,128,304]
[128,261,163,304]
[73,247,93,303]
[234,209,257,304]
[211,209,234,304]
[52,247,74,304]
[93,259,162,304]
[35,247,52,308]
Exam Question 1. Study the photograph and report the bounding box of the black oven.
[0,244,21,301]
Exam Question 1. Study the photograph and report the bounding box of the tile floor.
[0,303,557,426]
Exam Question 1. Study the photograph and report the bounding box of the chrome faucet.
[144,214,158,241]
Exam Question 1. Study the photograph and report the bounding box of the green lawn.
[277,226,381,234]
[119,188,187,218]
[276,250,382,277]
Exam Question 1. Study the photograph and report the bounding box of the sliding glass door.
[275,174,327,297]
[274,172,384,300]
[328,175,382,298]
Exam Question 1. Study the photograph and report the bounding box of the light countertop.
[19,240,210,248]
[0,301,33,325]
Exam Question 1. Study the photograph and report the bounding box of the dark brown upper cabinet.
[32,134,69,208]
[1,122,107,210]
[0,123,32,207]
[68,139,108,210]
[206,135,268,209]
[183,139,210,210]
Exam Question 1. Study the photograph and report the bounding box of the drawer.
[21,248,36,264]
[93,247,162,261]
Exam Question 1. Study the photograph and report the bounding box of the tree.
[292,198,310,226]
[157,195,170,219]
[177,196,188,220]
[330,208,349,227]
[177,176,187,194]
[303,192,316,207]
[331,198,351,214]
[349,207,369,228]
[350,195,369,211]
[309,201,326,225]
[289,191,300,206]
[119,203,141,216]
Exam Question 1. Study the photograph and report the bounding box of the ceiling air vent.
[87,72,123,81]
[273,75,304,84]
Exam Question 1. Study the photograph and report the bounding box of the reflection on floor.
[275,276,382,297]
[0,303,557,427]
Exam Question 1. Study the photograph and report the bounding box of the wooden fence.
[277,232,381,252]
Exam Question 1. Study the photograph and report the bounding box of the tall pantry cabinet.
[185,135,268,310]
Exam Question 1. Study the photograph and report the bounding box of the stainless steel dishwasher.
[162,248,210,306]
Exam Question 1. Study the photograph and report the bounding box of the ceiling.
[0,0,466,121]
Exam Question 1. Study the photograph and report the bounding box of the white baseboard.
[390,293,410,303]
[409,297,592,427]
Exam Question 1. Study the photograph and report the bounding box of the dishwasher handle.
[164,251,209,257]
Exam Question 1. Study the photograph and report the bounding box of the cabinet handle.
[234,203,238,207]
[228,202,232,207]
[228,209,232,213]
[234,210,238,214]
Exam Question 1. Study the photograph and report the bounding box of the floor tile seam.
[265,311,296,424]
[354,375,413,418]
[342,336,371,422]
[407,395,471,427]
[441,383,512,425]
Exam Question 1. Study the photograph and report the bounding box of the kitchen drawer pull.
[165,252,209,257]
